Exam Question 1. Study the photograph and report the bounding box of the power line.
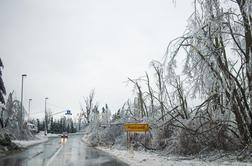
[29,102,70,118]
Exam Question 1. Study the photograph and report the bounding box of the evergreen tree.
[42,120,45,132]
[70,120,76,133]
[49,117,53,132]
[67,124,70,133]
[36,119,40,132]
[56,119,61,133]
[63,117,66,131]
[0,58,6,104]
[112,109,121,121]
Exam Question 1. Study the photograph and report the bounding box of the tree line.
[36,116,77,134]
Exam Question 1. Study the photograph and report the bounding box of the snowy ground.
[97,146,252,166]
[12,138,48,148]
[12,132,60,148]
[35,131,60,138]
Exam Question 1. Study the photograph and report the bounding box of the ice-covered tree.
[0,58,6,104]
[81,89,96,124]
[165,0,252,144]
[0,92,24,129]
[101,104,111,124]
[90,105,100,124]
[128,78,147,119]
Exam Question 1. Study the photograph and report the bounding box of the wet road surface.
[0,134,128,166]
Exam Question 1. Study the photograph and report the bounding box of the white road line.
[29,151,43,159]
[46,145,63,166]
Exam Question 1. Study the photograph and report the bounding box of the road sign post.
[124,123,149,151]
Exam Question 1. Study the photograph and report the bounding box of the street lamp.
[20,74,27,129]
[44,97,48,136]
[28,99,32,122]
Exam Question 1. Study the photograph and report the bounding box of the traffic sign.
[124,123,149,132]
[65,110,72,115]
[124,123,149,151]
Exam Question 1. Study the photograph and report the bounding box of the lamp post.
[44,97,48,136]
[28,99,32,121]
[20,74,27,129]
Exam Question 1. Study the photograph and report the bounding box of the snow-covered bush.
[84,123,124,147]
[178,118,241,155]
[99,125,123,146]
[0,129,20,153]
[0,92,34,140]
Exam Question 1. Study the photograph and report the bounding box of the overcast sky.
[0,0,193,119]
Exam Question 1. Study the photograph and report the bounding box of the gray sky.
[0,0,193,119]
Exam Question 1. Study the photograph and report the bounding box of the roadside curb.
[95,146,131,166]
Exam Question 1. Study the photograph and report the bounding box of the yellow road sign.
[124,123,149,132]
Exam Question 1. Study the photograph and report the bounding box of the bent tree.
[0,58,5,104]
[0,58,6,128]
[165,0,252,144]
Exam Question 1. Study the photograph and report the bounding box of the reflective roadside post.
[20,74,27,129]
[44,97,48,136]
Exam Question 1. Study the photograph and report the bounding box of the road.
[0,134,128,166]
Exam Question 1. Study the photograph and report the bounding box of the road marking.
[29,151,43,159]
[46,145,63,166]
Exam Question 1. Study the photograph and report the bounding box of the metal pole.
[28,99,32,121]
[127,131,129,150]
[20,74,27,129]
[44,97,48,136]
[145,131,147,152]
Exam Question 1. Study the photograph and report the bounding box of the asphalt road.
[0,134,128,166]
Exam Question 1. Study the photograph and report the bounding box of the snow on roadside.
[12,132,60,148]
[97,147,252,166]
[12,138,48,148]
[36,131,60,138]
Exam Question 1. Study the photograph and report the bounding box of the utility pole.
[44,97,48,136]
[28,99,32,121]
[20,74,27,129]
